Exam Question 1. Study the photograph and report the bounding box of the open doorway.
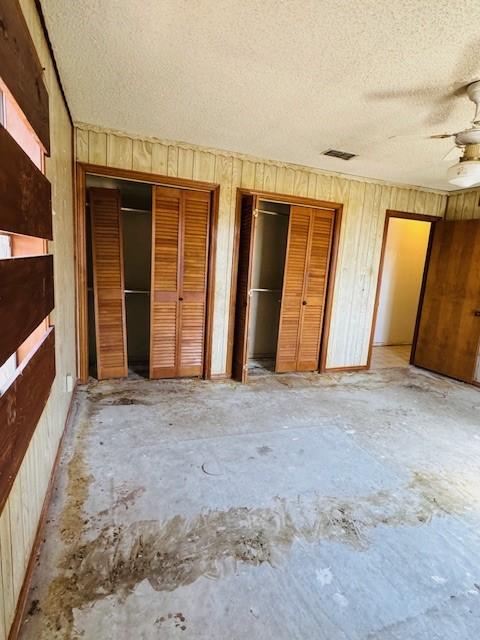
[369,211,437,370]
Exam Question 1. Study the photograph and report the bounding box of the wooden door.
[90,187,128,380]
[413,219,480,383]
[276,207,334,373]
[232,195,257,382]
[150,186,210,379]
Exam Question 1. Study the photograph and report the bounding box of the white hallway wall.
[76,124,447,374]
[374,218,431,346]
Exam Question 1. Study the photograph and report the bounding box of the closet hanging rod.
[250,288,282,293]
[121,207,151,214]
[125,289,150,294]
[85,204,151,215]
[256,209,289,218]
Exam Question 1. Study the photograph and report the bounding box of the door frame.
[228,188,343,377]
[367,209,439,369]
[75,162,220,382]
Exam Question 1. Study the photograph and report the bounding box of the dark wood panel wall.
[0,255,54,366]
[0,328,55,512]
[0,125,52,239]
[0,0,50,152]
[0,0,55,516]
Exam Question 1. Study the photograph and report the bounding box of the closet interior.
[87,175,152,378]
[247,201,289,373]
[86,175,212,381]
[233,194,336,382]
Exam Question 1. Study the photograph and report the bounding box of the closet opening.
[78,163,219,383]
[248,201,289,374]
[231,191,342,383]
[86,175,152,379]
[368,211,437,370]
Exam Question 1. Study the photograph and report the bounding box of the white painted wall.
[374,218,431,346]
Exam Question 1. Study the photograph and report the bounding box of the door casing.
[367,210,440,370]
[75,162,220,383]
[229,188,343,378]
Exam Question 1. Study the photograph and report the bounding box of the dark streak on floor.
[19,366,480,640]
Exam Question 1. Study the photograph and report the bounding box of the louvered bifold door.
[178,190,211,376]
[276,207,334,373]
[150,187,211,379]
[296,210,334,370]
[232,195,257,382]
[276,206,311,372]
[150,186,182,378]
[90,187,128,379]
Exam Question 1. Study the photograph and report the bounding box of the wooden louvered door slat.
[90,187,128,379]
[276,206,311,372]
[413,219,480,382]
[150,186,181,378]
[150,186,211,379]
[297,210,334,370]
[276,206,334,373]
[232,195,257,382]
[178,190,210,376]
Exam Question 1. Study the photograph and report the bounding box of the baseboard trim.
[324,365,368,373]
[209,372,230,381]
[8,383,79,640]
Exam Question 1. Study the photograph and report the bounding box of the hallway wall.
[0,2,76,637]
[374,218,431,346]
[75,124,446,374]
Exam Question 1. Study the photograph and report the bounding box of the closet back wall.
[76,125,447,375]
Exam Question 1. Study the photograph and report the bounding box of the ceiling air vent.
[322,149,357,161]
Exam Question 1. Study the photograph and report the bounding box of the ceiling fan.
[430,80,480,187]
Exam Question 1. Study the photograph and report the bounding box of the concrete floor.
[19,365,480,639]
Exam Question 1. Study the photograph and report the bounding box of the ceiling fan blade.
[429,133,456,139]
[442,146,460,162]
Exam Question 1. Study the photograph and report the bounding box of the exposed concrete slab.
[19,367,480,639]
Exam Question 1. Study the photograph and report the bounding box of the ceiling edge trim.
[75,121,449,196]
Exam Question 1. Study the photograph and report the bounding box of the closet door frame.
[229,189,343,377]
[75,163,220,383]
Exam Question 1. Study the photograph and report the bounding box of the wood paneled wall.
[0,2,76,638]
[445,188,480,382]
[76,124,447,373]
[445,189,480,221]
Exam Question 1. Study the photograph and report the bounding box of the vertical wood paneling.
[76,128,89,162]
[178,148,194,179]
[241,161,255,189]
[263,164,277,192]
[193,151,215,182]
[88,130,107,165]
[167,146,179,177]
[446,189,480,220]
[76,125,447,374]
[0,504,14,635]
[132,139,153,172]
[254,163,264,190]
[151,143,168,175]
[107,134,133,169]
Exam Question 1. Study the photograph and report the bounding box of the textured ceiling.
[41,0,480,189]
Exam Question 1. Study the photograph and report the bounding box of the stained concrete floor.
[19,365,480,639]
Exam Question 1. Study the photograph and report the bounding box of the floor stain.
[39,473,468,639]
